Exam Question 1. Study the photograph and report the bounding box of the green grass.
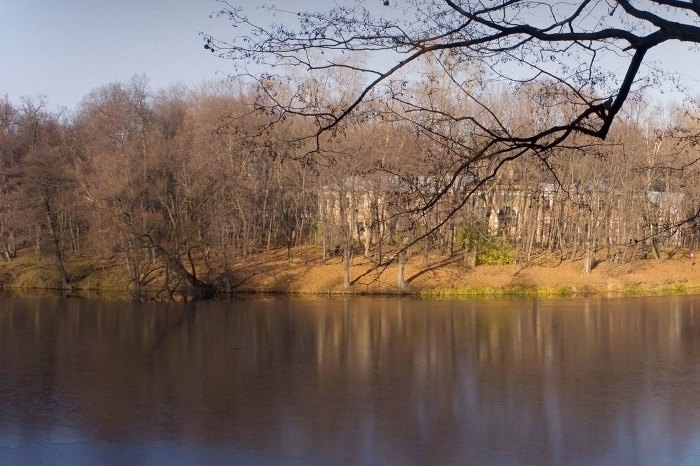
[619,280,700,296]
[420,284,576,299]
[422,281,700,299]
[13,264,61,289]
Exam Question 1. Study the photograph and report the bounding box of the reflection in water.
[2,295,700,464]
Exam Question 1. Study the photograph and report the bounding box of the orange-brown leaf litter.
[231,246,700,296]
[3,246,699,298]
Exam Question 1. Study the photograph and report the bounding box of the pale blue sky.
[1,1,699,112]
[0,0,233,110]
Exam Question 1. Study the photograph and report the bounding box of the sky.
[1,1,699,112]
[0,0,234,111]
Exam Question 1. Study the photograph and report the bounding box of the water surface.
[2,295,700,464]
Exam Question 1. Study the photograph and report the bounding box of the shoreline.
[3,247,700,299]
[3,282,700,300]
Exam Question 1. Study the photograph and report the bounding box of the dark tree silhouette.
[204,0,699,174]
[203,1,700,264]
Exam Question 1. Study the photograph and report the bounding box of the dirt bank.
[2,246,699,298]
[230,247,700,297]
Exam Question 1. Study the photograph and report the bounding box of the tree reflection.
[1,296,700,464]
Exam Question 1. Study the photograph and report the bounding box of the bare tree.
[205,1,700,230]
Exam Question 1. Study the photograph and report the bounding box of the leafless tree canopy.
[2,3,700,298]
[205,1,699,154]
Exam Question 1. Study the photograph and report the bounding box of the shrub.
[478,235,515,265]
[455,223,515,265]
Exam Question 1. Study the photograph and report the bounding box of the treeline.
[1,76,699,297]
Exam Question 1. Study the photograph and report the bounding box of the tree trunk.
[144,236,215,300]
[364,223,372,259]
[651,239,661,261]
[1,228,11,262]
[422,237,429,269]
[35,224,41,260]
[43,197,69,289]
[583,238,596,274]
[397,249,406,290]
[469,243,478,268]
[342,245,351,290]
[322,224,328,263]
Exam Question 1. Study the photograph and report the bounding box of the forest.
[4,2,700,299]
[1,70,699,298]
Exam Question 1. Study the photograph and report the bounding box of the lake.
[1,294,700,465]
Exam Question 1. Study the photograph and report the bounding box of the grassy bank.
[0,255,130,292]
[419,282,700,299]
[2,246,700,298]
[229,247,700,298]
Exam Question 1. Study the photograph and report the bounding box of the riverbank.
[231,247,700,297]
[2,246,699,298]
